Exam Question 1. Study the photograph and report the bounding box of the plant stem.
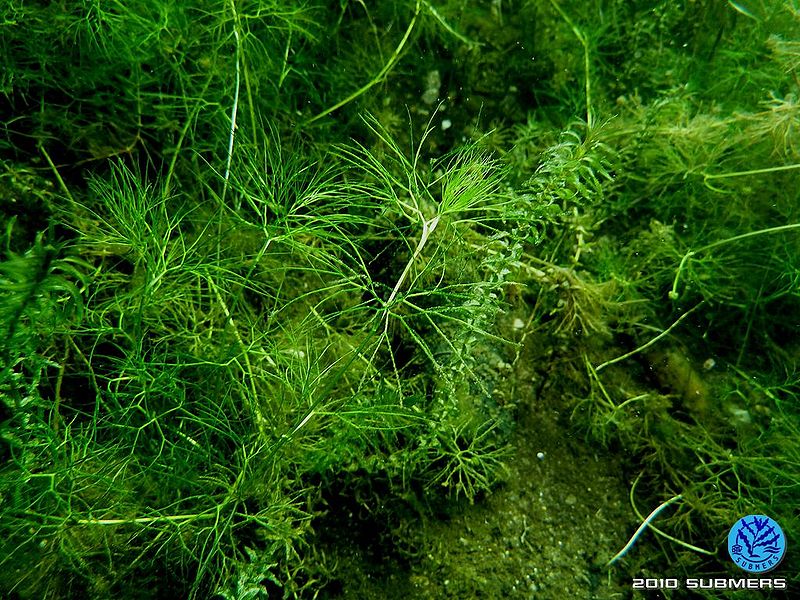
[305,0,421,125]
[222,0,242,205]
[670,223,800,299]
[549,0,593,127]
[595,303,702,372]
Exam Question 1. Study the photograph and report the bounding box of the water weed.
[2,1,799,598]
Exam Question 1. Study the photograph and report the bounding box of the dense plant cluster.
[1,1,799,598]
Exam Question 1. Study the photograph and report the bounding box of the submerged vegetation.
[1,0,799,598]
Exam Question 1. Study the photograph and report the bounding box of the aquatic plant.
[1,0,799,598]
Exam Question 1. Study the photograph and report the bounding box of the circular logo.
[728,515,786,573]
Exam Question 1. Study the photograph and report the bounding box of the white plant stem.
[223,0,241,203]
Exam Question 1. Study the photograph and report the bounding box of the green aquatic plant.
[3,0,800,598]
[1,107,534,596]
[0,231,89,410]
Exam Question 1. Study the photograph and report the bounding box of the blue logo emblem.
[728,515,786,573]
